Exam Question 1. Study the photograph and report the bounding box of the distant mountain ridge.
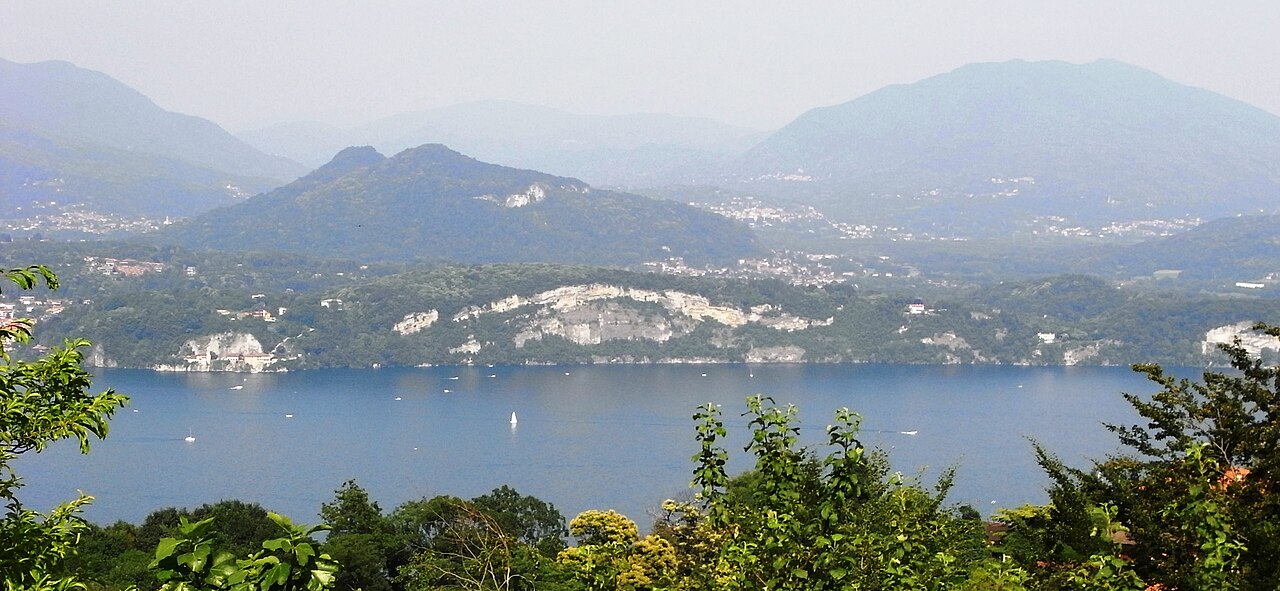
[237,100,764,188]
[0,58,306,217]
[733,59,1280,232]
[160,144,758,265]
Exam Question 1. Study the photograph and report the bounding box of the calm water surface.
[21,364,1154,527]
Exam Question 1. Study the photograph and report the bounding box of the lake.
[19,363,1157,528]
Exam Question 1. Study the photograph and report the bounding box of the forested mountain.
[734,59,1280,233]
[17,240,1280,371]
[1080,214,1280,280]
[237,101,763,188]
[0,58,305,216]
[158,144,759,265]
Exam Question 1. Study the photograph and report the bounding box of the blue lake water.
[19,364,1157,528]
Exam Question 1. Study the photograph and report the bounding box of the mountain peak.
[164,147,757,265]
[738,58,1280,233]
[329,145,385,167]
[392,143,470,163]
[378,143,584,188]
[294,145,385,186]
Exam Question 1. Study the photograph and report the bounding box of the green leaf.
[262,538,289,551]
[189,544,212,572]
[154,538,183,561]
[181,516,216,538]
[294,542,315,566]
[265,562,291,587]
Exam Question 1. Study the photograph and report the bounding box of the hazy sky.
[3,1,1278,131]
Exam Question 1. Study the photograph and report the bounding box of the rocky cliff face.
[512,302,695,347]
[156,332,286,372]
[390,283,834,359]
[448,283,831,329]
[394,310,439,335]
[1202,322,1280,357]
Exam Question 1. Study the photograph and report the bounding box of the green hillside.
[161,144,759,265]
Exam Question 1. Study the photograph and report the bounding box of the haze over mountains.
[159,144,758,265]
[237,101,764,189]
[0,58,306,216]
[735,59,1280,232]
[238,59,1280,238]
[8,53,1280,371]
[5,55,1280,270]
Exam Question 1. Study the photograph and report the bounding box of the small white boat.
[184,430,196,443]
[442,389,451,393]
[448,376,460,380]
[230,385,243,390]
[509,412,518,425]
[488,374,497,378]
[900,430,919,436]
[394,397,402,401]
[284,414,294,418]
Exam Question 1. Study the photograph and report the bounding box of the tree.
[556,510,677,591]
[390,487,573,591]
[1013,324,1280,589]
[470,485,568,556]
[321,480,388,538]
[0,265,129,590]
[398,503,544,591]
[320,480,401,591]
[1109,323,1280,479]
[668,397,989,590]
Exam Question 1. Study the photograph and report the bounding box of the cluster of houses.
[644,253,845,287]
[83,256,169,277]
[0,294,71,320]
[215,306,288,323]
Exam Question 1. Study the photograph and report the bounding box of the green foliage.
[1003,325,1280,589]
[312,481,572,591]
[69,498,286,586]
[150,512,338,591]
[1157,444,1247,590]
[1058,504,1146,591]
[646,397,989,590]
[14,238,1280,369]
[470,485,568,556]
[320,481,400,591]
[556,511,678,591]
[395,499,571,591]
[1110,326,1280,474]
[0,264,128,591]
[322,480,389,538]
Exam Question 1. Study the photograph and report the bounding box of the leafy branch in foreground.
[151,512,338,591]
[1,265,128,591]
